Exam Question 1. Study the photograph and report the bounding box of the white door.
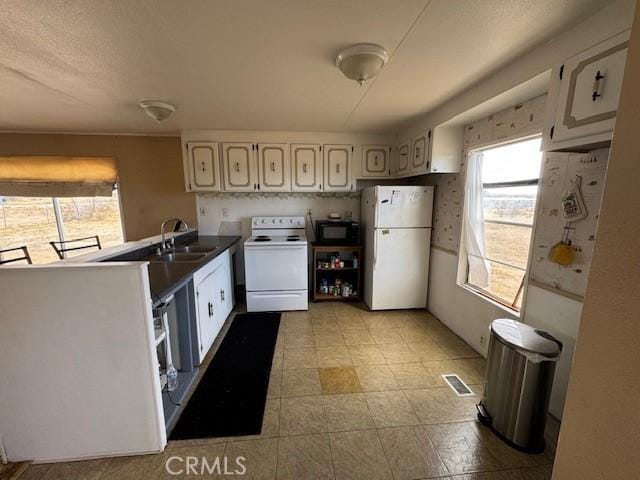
[212,258,232,332]
[222,142,257,192]
[370,228,431,310]
[375,186,434,228]
[551,30,629,144]
[411,132,430,174]
[323,144,353,192]
[258,143,291,192]
[244,244,308,291]
[187,142,221,191]
[196,270,218,359]
[291,144,322,192]
[361,145,390,178]
[396,142,411,177]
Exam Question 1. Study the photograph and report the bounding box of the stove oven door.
[244,244,308,291]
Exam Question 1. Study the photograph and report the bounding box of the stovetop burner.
[254,236,271,242]
[286,235,300,242]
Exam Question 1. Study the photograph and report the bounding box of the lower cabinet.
[193,250,234,363]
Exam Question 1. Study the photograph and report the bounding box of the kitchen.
[1,1,639,479]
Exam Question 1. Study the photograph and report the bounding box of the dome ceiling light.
[139,100,176,122]
[335,43,389,86]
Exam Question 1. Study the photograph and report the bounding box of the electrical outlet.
[307,208,312,215]
[344,210,352,219]
[480,335,486,346]
[199,206,207,217]
[222,208,229,218]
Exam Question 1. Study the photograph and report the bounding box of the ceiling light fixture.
[139,100,176,122]
[335,43,389,86]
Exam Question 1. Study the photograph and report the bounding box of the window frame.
[460,135,542,312]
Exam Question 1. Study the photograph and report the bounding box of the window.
[0,190,124,264]
[463,137,542,310]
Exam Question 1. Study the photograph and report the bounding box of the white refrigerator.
[361,186,434,310]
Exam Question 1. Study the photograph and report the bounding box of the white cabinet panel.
[410,131,430,175]
[195,269,219,360]
[323,144,353,192]
[544,30,629,150]
[291,144,323,192]
[222,142,257,192]
[258,143,290,192]
[361,145,391,178]
[396,142,411,177]
[186,142,221,192]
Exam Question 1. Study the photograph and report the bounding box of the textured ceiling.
[0,0,613,134]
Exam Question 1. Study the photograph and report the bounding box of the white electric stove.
[244,216,308,312]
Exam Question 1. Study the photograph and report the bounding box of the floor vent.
[442,374,474,397]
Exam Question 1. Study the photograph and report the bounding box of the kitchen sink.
[171,245,217,254]
[148,252,208,262]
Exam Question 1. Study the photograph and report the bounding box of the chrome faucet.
[160,218,189,252]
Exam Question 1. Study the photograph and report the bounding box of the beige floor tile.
[283,347,318,369]
[260,398,281,437]
[342,328,376,345]
[322,393,375,432]
[42,458,110,480]
[457,470,521,479]
[267,369,283,398]
[365,391,419,427]
[281,368,321,397]
[314,331,347,347]
[468,421,547,469]
[285,311,311,322]
[319,367,363,394]
[283,318,313,335]
[224,438,278,480]
[17,464,51,480]
[435,334,481,359]
[316,346,353,367]
[378,343,420,364]
[279,396,327,436]
[377,426,449,480]
[389,362,439,389]
[312,321,342,335]
[337,315,367,331]
[276,433,334,480]
[407,340,450,361]
[368,328,404,345]
[355,364,400,392]
[518,465,553,480]
[283,331,315,348]
[159,444,228,479]
[329,430,393,480]
[397,326,435,343]
[271,348,283,370]
[348,344,387,365]
[404,387,478,424]
[362,314,395,330]
[423,358,487,386]
[417,423,500,475]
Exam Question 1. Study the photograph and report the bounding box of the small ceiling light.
[335,43,389,86]
[139,100,176,122]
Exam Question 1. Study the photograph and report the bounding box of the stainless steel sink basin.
[172,245,217,254]
[149,252,207,262]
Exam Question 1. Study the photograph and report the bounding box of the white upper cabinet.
[291,144,323,192]
[543,30,630,151]
[410,131,431,175]
[221,142,258,192]
[323,144,353,192]
[360,145,391,178]
[257,143,290,192]
[396,142,411,177]
[429,125,462,173]
[186,142,221,192]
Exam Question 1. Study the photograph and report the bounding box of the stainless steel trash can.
[478,319,562,453]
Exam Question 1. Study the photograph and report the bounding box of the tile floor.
[16,302,558,479]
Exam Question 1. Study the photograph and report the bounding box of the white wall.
[523,285,583,417]
[428,248,517,357]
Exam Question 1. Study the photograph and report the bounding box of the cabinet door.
[213,255,233,330]
[187,142,221,191]
[396,142,411,177]
[195,271,218,359]
[291,144,322,192]
[323,144,353,192]
[222,142,257,192]
[550,30,629,146]
[410,131,430,174]
[258,143,291,192]
[361,145,391,178]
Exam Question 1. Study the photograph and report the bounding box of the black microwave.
[315,221,360,245]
